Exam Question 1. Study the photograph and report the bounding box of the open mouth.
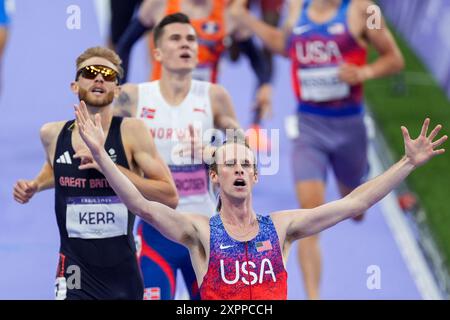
[180,53,191,59]
[91,87,105,95]
[233,179,246,187]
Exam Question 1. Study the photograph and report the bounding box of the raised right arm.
[229,0,300,55]
[75,101,201,247]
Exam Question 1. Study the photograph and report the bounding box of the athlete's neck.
[85,104,113,132]
[311,0,341,10]
[159,71,192,106]
[219,194,256,228]
[309,0,341,24]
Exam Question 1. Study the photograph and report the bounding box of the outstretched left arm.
[275,119,447,242]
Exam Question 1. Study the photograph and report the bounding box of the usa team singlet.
[287,0,367,116]
[200,214,288,300]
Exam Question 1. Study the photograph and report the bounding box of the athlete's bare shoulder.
[39,121,66,146]
[348,0,380,45]
[284,0,303,31]
[114,83,138,117]
[183,213,211,244]
[39,121,68,163]
[120,117,150,145]
[209,83,231,112]
[139,0,167,26]
[352,0,377,12]
[349,0,378,24]
[209,83,229,101]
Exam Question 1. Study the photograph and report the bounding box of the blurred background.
[0,0,449,299]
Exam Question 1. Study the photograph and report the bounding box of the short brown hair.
[76,46,124,79]
[153,12,191,46]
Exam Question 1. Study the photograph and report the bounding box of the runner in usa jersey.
[113,14,242,300]
[78,119,443,300]
[287,0,366,116]
[229,0,404,299]
[200,214,287,300]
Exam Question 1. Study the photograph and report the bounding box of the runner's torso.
[137,80,215,215]
[53,117,142,299]
[287,0,367,117]
[200,214,288,300]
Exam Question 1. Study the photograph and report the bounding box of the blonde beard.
[78,87,115,108]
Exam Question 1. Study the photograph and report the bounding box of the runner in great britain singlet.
[53,117,143,300]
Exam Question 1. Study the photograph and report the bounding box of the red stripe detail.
[57,253,66,277]
[138,224,176,298]
[190,280,199,298]
[193,108,206,114]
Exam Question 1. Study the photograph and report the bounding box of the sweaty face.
[214,144,257,200]
[156,23,199,73]
[75,57,119,108]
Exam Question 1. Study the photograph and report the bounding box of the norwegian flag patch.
[141,107,156,119]
[143,287,161,300]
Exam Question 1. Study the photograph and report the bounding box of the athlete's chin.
[173,65,196,73]
[82,94,114,108]
[229,188,250,198]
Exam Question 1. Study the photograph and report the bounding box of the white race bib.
[298,66,350,102]
[66,196,128,239]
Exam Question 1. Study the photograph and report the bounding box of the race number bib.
[298,66,350,102]
[170,164,208,197]
[192,65,212,82]
[66,196,128,239]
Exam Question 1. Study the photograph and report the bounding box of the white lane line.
[368,143,443,300]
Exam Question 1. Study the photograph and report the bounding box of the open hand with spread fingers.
[402,118,447,168]
[74,100,106,159]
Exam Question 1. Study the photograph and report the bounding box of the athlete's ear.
[153,47,162,62]
[253,171,258,184]
[70,81,79,94]
[113,84,121,99]
[210,169,219,186]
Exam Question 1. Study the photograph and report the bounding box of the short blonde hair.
[209,138,258,212]
[76,46,124,78]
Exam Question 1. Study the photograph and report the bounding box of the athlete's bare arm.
[283,0,303,32]
[137,0,167,27]
[13,122,64,203]
[13,162,54,204]
[74,115,179,209]
[121,117,179,208]
[113,83,138,117]
[229,0,291,55]
[210,84,240,131]
[75,101,207,248]
[339,0,404,85]
[273,119,446,246]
